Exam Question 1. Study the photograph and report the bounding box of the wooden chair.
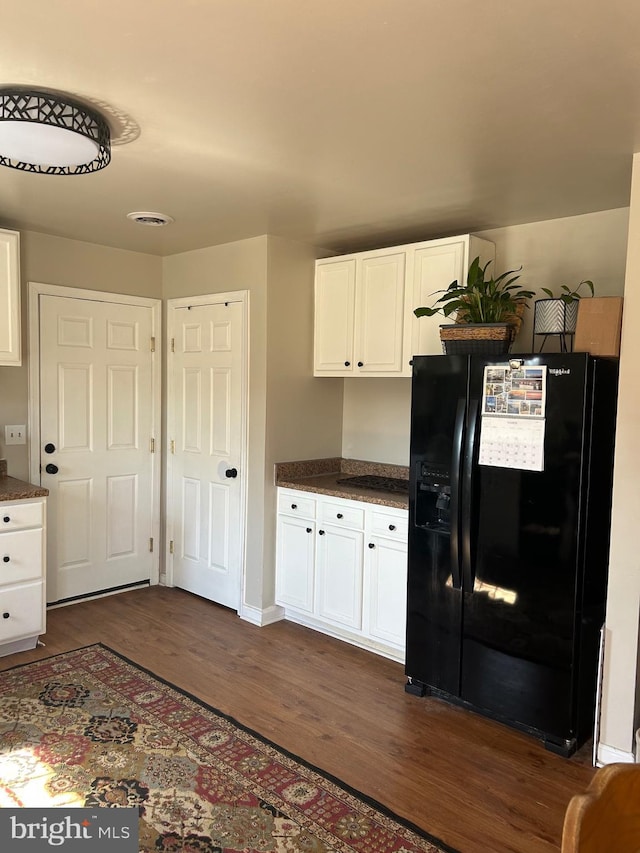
[562,763,640,852]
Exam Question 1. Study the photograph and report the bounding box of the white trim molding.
[240,603,285,627]
[596,742,635,767]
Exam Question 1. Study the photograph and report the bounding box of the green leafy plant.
[540,280,595,303]
[413,256,535,324]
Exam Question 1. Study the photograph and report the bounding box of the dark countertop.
[0,460,49,501]
[275,458,409,510]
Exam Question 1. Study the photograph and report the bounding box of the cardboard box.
[574,297,623,357]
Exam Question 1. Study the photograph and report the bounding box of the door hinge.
[170,439,175,454]
[150,437,155,453]
[171,338,175,353]
[149,537,154,552]
[169,540,174,555]
[150,336,156,353]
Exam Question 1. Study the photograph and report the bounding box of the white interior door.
[168,295,246,610]
[38,292,159,603]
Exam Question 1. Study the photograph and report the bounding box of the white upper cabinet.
[403,235,495,373]
[314,249,405,377]
[314,259,356,372]
[0,229,21,367]
[314,234,494,377]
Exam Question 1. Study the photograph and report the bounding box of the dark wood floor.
[0,586,594,853]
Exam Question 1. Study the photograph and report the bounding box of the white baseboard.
[239,603,285,627]
[596,741,635,767]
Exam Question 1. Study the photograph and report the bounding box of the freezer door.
[461,353,595,744]
[406,355,469,694]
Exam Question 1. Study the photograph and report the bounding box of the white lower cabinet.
[0,496,47,656]
[275,489,407,661]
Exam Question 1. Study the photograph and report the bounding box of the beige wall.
[162,236,269,611]
[263,236,343,604]
[341,208,629,465]
[0,229,161,479]
[162,235,343,613]
[599,160,640,759]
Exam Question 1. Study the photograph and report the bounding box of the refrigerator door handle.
[449,398,466,590]
[461,398,479,592]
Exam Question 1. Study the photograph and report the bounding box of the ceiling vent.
[126,211,174,226]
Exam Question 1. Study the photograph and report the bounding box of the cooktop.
[335,474,409,495]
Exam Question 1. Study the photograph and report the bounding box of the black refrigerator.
[405,352,618,756]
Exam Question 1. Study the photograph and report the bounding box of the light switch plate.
[4,424,26,445]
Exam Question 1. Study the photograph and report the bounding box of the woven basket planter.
[439,322,515,355]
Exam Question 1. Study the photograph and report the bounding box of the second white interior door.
[168,296,246,610]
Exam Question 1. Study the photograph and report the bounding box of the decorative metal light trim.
[0,88,111,175]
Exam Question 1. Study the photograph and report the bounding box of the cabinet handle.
[357,361,364,367]
[291,504,297,510]
[344,361,350,367]
[318,529,325,536]
[389,524,396,531]
[3,516,10,524]
[368,542,375,549]
[306,527,312,533]
[2,556,9,563]
[336,513,343,519]
[2,612,9,619]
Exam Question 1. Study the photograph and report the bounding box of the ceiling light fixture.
[126,211,174,226]
[0,87,111,175]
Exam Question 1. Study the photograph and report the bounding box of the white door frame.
[165,290,249,609]
[27,281,163,587]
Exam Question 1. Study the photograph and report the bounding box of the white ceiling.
[1,0,639,257]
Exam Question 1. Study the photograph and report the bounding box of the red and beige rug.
[0,644,457,853]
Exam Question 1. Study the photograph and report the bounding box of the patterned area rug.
[0,644,458,853]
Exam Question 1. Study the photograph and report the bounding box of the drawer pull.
[3,516,9,524]
[389,524,396,531]
[318,529,325,536]
[291,503,297,510]
[306,527,312,533]
[336,513,343,519]
[368,542,375,549]
[2,612,9,619]
[2,556,9,563]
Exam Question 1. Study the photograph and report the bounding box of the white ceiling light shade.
[0,88,111,174]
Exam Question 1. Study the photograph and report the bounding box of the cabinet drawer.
[0,501,44,532]
[320,501,364,530]
[278,492,316,519]
[0,528,44,586]
[0,581,44,642]
[370,510,408,541]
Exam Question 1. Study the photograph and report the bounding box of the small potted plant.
[533,280,595,350]
[414,256,535,354]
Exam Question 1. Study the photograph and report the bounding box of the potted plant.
[533,280,595,351]
[414,256,535,354]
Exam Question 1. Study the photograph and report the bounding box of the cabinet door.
[314,259,356,375]
[408,240,466,360]
[366,535,407,649]
[355,252,406,374]
[0,229,21,366]
[315,524,364,629]
[0,581,44,642]
[275,515,316,613]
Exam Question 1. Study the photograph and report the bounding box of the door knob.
[45,463,59,475]
[225,468,238,478]
[44,443,56,454]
